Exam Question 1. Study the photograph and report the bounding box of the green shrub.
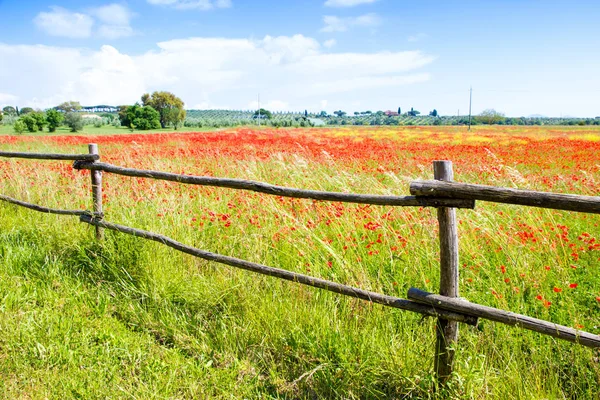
[64,112,84,132]
[21,115,39,132]
[13,119,26,134]
[126,104,161,130]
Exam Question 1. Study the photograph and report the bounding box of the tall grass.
[0,126,599,398]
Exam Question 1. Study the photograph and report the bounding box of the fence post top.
[433,161,454,181]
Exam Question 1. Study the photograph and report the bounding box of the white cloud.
[0,35,434,111]
[323,39,337,48]
[91,4,135,39]
[34,6,94,38]
[33,4,134,40]
[0,93,19,107]
[147,0,232,10]
[305,73,431,96]
[91,3,133,26]
[0,44,143,108]
[91,3,134,39]
[324,0,378,7]
[321,13,381,33]
[262,34,321,63]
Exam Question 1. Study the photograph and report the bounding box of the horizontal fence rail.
[410,180,600,214]
[73,161,476,209]
[79,214,478,325]
[0,194,92,216]
[408,288,600,348]
[0,151,99,161]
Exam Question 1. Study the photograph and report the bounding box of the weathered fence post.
[88,144,104,240]
[433,160,459,386]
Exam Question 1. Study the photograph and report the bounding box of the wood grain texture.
[79,214,478,325]
[0,151,98,161]
[408,288,600,348]
[74,161,476,209]
[0,194,90,216]
[433,161,460,384]
[88,144,104,240]
[410,180,600,214]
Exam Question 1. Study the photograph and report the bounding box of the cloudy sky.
[0,0,599,116]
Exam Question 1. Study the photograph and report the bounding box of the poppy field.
[0,125,599,398]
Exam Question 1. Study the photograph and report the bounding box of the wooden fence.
[1,143,599,387]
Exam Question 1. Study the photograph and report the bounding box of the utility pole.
[468,87,472,131]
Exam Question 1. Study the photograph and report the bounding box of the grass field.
[0,125,599,399]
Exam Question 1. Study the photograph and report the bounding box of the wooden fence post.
[433,160,459,386]
[88,144,104,240]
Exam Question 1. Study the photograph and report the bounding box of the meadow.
[0,125,599,399]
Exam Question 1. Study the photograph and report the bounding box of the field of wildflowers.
[0,125,599,398]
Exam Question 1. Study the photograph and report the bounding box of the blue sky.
[0,0,599,116]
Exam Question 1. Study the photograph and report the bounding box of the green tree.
[13,120,26,134]
[407,107,420,117]
[333,110,346,117]
[20,107,34,115]
[3,106,16,116]
[477,109,506,125]
[429,109,438,117]
[141,91,186,128]
[253,108,272,119]
[46,109,64,132]
[56,101,82,113]
[126,104,161,130]
[64,112,84,132]
[397,107,402,115]
[117,105,130,127]
[31,112,47,131]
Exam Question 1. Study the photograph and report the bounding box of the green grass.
[0,128,599,398]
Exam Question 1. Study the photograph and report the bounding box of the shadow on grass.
[0,227,446,399]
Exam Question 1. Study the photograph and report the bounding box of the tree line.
[1,91,186,134]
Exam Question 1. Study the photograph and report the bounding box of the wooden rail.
[2,144,600,389]
[0,151,98,161]
[73,161,476,209]
[408,288,600,348]
[78,214,478,325]
[0,194,91,216]
[410,180,600,214]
